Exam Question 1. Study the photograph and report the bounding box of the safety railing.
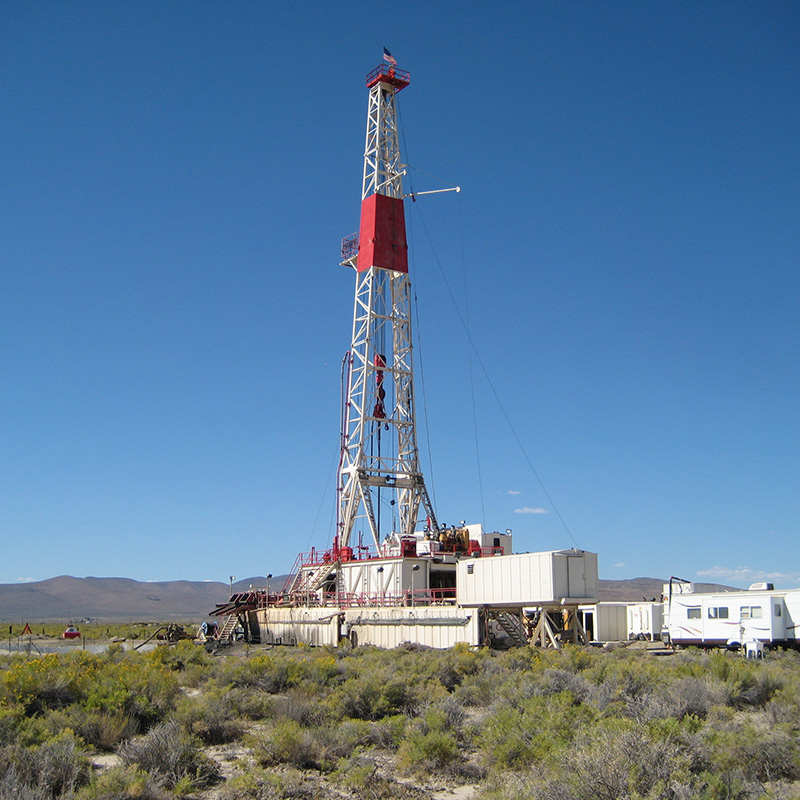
[322,587,457,608]
[366,64,410,90]
[292,542,504,570]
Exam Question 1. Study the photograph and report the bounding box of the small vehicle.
[62,626,81,639]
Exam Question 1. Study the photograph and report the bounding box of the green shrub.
[118,720,219,790]
[0,708,25,746]
[367,714,407,749]
[297,651,342,688]
[273,684,333,727]
[0,733,89,799]
[74,765,171,800]
[479,691,596,769]
[698,650,782,709]
[46,706,138,751]
[0,652,177,733]
[535,668,593,702]
[560,719,689,799]
[174,691,245,744]
[223,653,289,693]
[9,637,800,800]
[704,722,800,783]
[224,686,275,720]
[248,718,322,770]
[336,673,416,720]
[1,654,76,714]
[333,753,377,790]
[626,675,727,723]
[220,765,344,800]
[217,767,281,800]
[247,716,371,772]
[453,671,496,707]
[425,695,467,738]
[432,644,487,691]
[397,727,461,773]
[330,718,373,754]
[475,718,696,800]
[0,768,51,800]
[556,646,595,674]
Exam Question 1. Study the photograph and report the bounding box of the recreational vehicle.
[664,582,800,649]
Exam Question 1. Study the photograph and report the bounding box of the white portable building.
[580,602,628,643]
[457,549,598,607]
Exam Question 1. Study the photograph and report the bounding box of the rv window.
[775,605,782,617]
[687,607,701,619]
[740,606,762,620]
[708,607,729,619]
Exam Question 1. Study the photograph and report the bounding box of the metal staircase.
[217,614,239,643]
[285,560,337,597]
[491,610,528,647]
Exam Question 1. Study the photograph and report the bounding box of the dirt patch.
[432,786,480,800]
[90,753,121,772]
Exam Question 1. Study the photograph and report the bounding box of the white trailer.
[665,584,800,649]
[627,602,664,641]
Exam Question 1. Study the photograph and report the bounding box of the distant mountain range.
[0,576,283,623]
[0,575,735,622]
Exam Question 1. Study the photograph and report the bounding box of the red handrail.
[366,64,410,91]
[323,587,457,609]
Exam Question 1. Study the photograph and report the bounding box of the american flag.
[383,48,397,66]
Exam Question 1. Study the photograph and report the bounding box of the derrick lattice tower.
[337,62,438,551]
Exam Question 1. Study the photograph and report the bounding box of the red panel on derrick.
[357,193,408,273]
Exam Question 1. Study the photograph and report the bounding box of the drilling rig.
[337,63,438,554]
[213,58,599,649]
[282,59,500,604]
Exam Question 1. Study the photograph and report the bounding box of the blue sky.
[1,2,797,589]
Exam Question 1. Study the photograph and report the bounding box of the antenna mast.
[337,60,438,551]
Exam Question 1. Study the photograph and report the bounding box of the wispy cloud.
[16,577,35,583]
[614,563,626,568]
[697,566,800,585]
[514,507,548,515]
[507,490,521,496]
